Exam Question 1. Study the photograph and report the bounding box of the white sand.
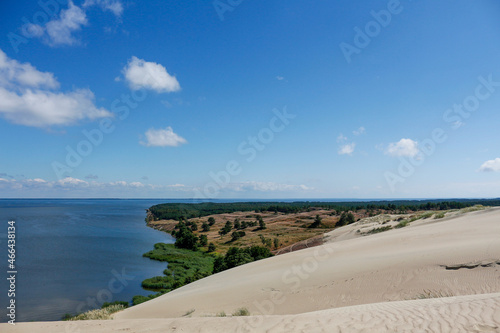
[3,208,500,332]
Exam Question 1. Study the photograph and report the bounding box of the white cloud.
[386,138,419,157]
[479,158,500,172]
[0,50,58,89]
[337,134,347,143]
[83,0,124,17]
[353,126,365,136]
[226,181,313,192]
[276,76,285,81]
[140,127,187,147]
[25,0,124,47]
[122,56,181,93]
[0,49,112,127]
[29,1,88,46]
[0,177,195,197]
[338,143,356,155]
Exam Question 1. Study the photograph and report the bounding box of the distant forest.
[148,199,500,221]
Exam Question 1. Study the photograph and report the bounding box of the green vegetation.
[365,226,392,235]
[63,304,126,321]
[257,215,266,229]
[232,308,250,316]
[435,212,445,219]
[207,242,216,252]
[183,309,195,317]
[337,212,356,226]
[231,230,246,242]
[141,243,214,292]
[395,220,409,228]
[148,200,500,221]
[213,246,273,273]
[309,214,322,228]
[419,212,434,219]
[102,301,129,309]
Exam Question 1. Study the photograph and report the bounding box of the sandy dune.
[3,208,500,332]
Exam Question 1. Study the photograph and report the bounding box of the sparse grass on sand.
[232,308,250,316]
[63,304,126,321]
[413,289,454,300]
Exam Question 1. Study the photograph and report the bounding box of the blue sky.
[0,0,500,199]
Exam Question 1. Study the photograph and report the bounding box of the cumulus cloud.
[0,49,112,127]
[338,143,356,155]
[83,0,124,17]
[140,127,187,147]
[0,51,58,89]
[28,1,88,46]
[122,56,181,93]
[386,138,419,157]
[479,158,500,172]
[22,0,124,47]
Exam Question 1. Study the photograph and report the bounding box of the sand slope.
[3,208,500,332]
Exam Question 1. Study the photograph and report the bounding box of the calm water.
[0,199,175,322]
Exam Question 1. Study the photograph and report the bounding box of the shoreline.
[2,205,500,331]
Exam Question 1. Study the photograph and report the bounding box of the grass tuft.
[232,308,250,316]
[64,304,126,321]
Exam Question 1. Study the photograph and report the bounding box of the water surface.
[0,199,174,322]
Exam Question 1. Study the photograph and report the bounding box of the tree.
[309,215,322,228]
[241,221,248,229]
[233,219,241,230]
[231,231,246,242]
[199,234,208,246]
[208,217,216,226]
[174,226,199,250]
[257,216,266,229]
[202,222,210,232]
[207,242,216,252]
[337,212,355,226]
[273,237,279,249]
[259,235,272,248]
[223,221,233,234]
[190,222,198,231]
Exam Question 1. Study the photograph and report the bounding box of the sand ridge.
[3,207,500,332]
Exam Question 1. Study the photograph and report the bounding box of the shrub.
[395,220,409,228]
[65,304,126,321]
[232,308,250,316]
[337,212,355,226]
[207,242,216,252]
[208,217,216,226]
[199,234,208,246]
[231,230,246,241]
